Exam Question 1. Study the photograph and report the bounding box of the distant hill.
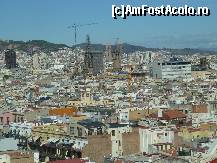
[73,43,106,52]
[72,43,149,54]
[0,39,216,55]
[73,43,217,55]
[199,48,217,52]
[162,48,217,56]
[0,40,69,53]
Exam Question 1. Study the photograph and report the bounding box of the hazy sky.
[0,0,216,48]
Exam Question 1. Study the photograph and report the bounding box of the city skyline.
[2,1,217,162]
[0,0,217,49]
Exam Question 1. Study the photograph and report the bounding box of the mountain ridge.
[0,39,216,55]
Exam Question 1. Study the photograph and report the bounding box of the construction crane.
[67,23,98,45]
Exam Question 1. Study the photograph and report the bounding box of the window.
[70,127,75,135]
[112,130,115,136]
[0,117,3,123]
[6,117,10,124]
[88,130,92,135]
[165,133,168,136]
[78,127,83,137]
[119,140,121,146]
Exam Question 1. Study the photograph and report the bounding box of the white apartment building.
[151,58,191,80]
[9,122,33,137]
[210,60,217,70]
[139,126,175,153]
[111,127,123,158]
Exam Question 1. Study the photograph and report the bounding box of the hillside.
[73,43,216,55]
[0,39,216,55]
[72,43,150,54]
[0,40,69,53]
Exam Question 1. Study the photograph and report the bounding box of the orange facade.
[49,107,77,117]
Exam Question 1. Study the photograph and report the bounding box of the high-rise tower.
[112,43,122,71]
[83,35,104,76]
[5,49,17,69]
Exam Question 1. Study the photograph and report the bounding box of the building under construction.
[84,35,104,76]
[4,49,17,69]
[105,43,122,72]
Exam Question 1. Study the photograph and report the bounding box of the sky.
[0,0,217,49]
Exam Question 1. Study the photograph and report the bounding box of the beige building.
[24,108,49,122]
[68,88,114,107]
[178,126,216,142]
[0,151,34,163]
[129,108,158,121]
[31,123,88,150]
[82,128,139,163]
[68,120,107,137]
[191,71,211,79]
[31,123,70,143]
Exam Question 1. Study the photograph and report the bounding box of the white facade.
[33,152,40,163]
[139,126,174,153]
[9,122,33,137]
[116,108,129,123]
[0,154,10,163]
[210,61,217,71]
[71,138,88,150]
[111,128,123,158]
[0,52,5,66]
[152,58,191,80]
[32,52,48,70]
[107,125,132,134]
[32,53,40,69]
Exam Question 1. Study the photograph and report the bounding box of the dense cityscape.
[0,35,217,163]
[0,0,217,162]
